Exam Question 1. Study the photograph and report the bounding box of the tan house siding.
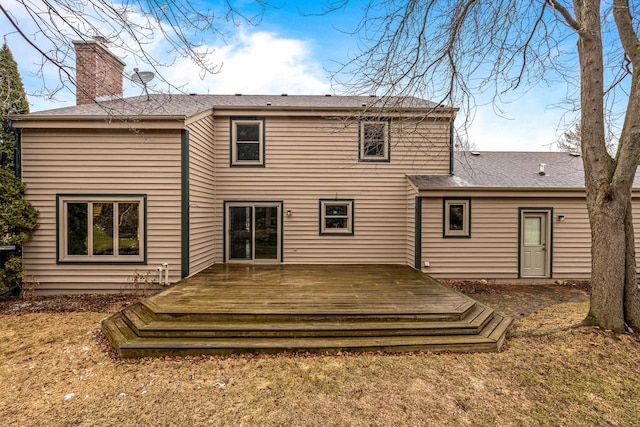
[213,114,451,264]
[187,114,216,275]
[21,128,183,293]
[419,195,596,280]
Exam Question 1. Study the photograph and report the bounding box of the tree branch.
[612,0,640,66]
[546,0,580,31]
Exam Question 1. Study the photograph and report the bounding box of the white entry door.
[520,211,550,277]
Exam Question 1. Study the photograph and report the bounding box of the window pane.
[326,218,348,229]
[448,204,465,230]
[255,206,278,260]
[237,142,260,161]
[230,206,252,259]
[236,124,260,141]
[118,203,140,256]
[326,205,348,216]
[364,141,384,157]
[93,202,114,255]
[67,203,88,255]
[364,123,385,141]
[524,217,542,245]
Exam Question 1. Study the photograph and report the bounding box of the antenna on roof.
[131,68,155,101]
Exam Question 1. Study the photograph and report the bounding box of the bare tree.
[328,0,640,332]
[557,122,619,157]
[0,1,269,99]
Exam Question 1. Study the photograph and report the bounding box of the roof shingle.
[27,94,443,118]
[409,151,640,190]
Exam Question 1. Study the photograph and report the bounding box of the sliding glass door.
[227,203,281,262]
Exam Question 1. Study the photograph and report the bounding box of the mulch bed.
[0,293,139,315]
[442,280,590,318]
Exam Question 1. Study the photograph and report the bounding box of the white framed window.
[231,118,265,166]
[443,198,471,238]
[58,195,146,263]
[319,199,354,235]
[359,120,390,162]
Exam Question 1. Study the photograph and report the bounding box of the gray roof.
[27,94,443,118]
[410,151,640,190]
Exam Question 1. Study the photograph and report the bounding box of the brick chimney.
[73,38,126,105]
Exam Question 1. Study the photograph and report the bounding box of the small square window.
[319,199,354,235]
[359,120,390,162]
[443,198,471,238]
[231,118,265,166]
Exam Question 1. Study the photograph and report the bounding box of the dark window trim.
[229,116,266,167]
[358,118,391,163]
[56,193,148,264]
[319,199,355,236]
[442,197,471,238]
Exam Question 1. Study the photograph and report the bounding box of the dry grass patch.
[2,287,640,426]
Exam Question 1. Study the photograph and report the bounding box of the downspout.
[11,121,22,178]
[181,129,190,279]
[414,197,422,270]
[449,122,454,175]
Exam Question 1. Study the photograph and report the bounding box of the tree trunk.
[578,0,640,332]
[575,0,626,332]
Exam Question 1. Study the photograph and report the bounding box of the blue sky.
[1,0,583,151]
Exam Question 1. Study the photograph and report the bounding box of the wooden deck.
[102,265,512,357]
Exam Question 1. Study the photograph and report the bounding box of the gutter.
[9,114,188,130]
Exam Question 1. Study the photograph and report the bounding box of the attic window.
[359,119,390,162]
[230,117,265,167]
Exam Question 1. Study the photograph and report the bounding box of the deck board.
[146,265,474,316]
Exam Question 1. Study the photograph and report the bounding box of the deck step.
[102,326,505,358]
[119,302,495,339]
[102,303,510,357]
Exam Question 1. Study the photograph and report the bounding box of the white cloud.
[135,31,330,96]
[1,2,330,111]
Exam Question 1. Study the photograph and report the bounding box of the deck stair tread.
[120,302,495,338]
[102,311,510,357]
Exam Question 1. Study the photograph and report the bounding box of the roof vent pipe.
[539,163,546,176]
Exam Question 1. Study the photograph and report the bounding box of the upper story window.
[359,120,390,162]
[231,117,265,167]
[58,195,146,263]
[443,198,471,238]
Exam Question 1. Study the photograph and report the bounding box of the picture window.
[58,195,146,262]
